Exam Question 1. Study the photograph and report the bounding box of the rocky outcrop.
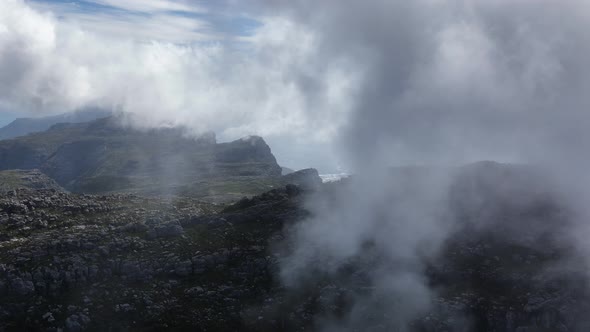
[281,168,322,190]
[214,136,282,176]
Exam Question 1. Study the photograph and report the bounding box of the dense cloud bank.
[2,1,590,168]
[0,0,353,170]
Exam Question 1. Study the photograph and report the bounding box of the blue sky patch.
[30,0,262,41]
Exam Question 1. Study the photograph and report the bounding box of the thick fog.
[256,0,590,167]
[258,0,590,329]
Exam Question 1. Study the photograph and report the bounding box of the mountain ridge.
[0,117,293,201]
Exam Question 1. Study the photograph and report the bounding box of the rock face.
[214,135,282,176]
[0,117,282,200]
[0,163,589,331]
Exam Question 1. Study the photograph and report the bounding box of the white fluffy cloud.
[0,0,356,171]
[86,0,206,14]
[29,0,215,43]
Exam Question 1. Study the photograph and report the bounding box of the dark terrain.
[0,161,589,331]
[0,120,588,331]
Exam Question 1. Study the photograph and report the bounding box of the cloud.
[256,0,590,168]
[3,0,590,172]
[86,0,207,14]
[0,0,356,170]
[29,0,264,44]
[251,0,590,329]
[29,0,216,43]
[3,0,590,168]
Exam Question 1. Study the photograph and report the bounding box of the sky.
[1,0,261,127]
[2,0,590,173]
[28,0,262,43]
[0,0,348,172]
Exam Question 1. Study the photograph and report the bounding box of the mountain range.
[0,115,317,202]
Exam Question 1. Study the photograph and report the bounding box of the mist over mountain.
[0,116,587,331]
[2,0,590,331]
[0,158,588,330]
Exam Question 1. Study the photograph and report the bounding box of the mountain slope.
[0,117,285,200]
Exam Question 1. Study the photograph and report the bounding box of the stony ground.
[1,178,590,331]
[0,186,305,331]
